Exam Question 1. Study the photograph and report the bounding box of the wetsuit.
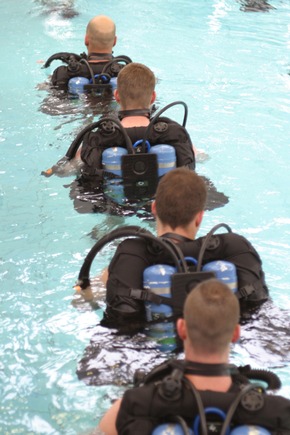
[104,231,269,324]
[51,53,129,90]
[116,360,290,435]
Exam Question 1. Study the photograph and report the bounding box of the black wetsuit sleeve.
[105,239,154,322]
[81,126,125,165]
[80,130,106,171]
[51,66,70,89]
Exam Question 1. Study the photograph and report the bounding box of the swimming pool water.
[1,0,290,433]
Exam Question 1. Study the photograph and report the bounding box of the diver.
[74,169,268,327]
[97,279,290,435]
[42,63,228,215]
[43,15,132,93]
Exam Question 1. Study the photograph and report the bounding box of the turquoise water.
[1,0,290,433]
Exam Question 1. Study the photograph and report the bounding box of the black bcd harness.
[124,359,282,435]
[41,101,190,202]
[72,223,268,318]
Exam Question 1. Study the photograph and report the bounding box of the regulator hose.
[41,117,134,177]
[75,225,188,293]
[196,223,232,272]
[141,101,188,152]
[43,52,83,68]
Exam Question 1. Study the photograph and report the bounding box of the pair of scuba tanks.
[43,51,132,96]
[75,223,238,352]
[143,225,237,352]
[42,101,189,205]
[153,421,271,435]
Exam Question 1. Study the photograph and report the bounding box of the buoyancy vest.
[43,52,132,89]
[79,116,195,182]
[105,225,268,322]
[177,231,269,305]
[116,360,290,435]
[72,224,268,326]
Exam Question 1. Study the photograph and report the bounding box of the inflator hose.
[43,52,83,68]
[41,117,135,177]
[65,116,134,160]
[141,101,188,152]
[196,223,232,272]
[76,226,188,291]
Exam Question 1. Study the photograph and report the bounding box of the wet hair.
[117,63,156,109]
[155,168,207,229]
[184,279,240,354]
[86,15,116,49]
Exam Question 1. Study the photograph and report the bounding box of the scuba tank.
[102,147,128,204]
[44,52,131,96]
[230,427,271,435]
[202,261,237,293]
[68,76,90,96]
[152,423,193,435]
[41,100,188,204]
[143,264,177,352]
[149,144,176,176]
[197,224,238,293]
[144,264,176,322]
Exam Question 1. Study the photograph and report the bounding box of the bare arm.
[100,267,109,285]
[98,399,122,435]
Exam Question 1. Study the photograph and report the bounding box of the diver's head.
[152,168,207,235]
[85,15,117,53]
[114,62,156,110]
[177,278,240,359]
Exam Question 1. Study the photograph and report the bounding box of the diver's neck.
[119,108,151,127]
[185,349,232,392]
[121,116,150,127]
[157,223,196,241]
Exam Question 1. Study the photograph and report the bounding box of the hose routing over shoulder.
[75,225,188,292]
[42,52,85,68]
[41,117,135,177]
[141,101,188,152]
[196,223,232,272]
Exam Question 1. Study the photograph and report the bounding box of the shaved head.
[86,15,116,51]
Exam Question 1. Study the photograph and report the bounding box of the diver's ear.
[176,318,187,341]
[114,89,120,103]
[84,34,89,47]
[150,90,156,105]
[231,324,240,343]
[113,36,117,47]
[151,200,157,216]
[195,211,204,229]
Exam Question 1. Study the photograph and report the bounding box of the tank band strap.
[116,287,174,306]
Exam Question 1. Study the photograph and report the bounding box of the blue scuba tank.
[143,264,176,352]
[230,427,271,435]
[202,260,238,293]
[110,76,117,90]
[68,76,90,95]
[152,423,193,435]
[102,147,128,204]
[149,144,176,176]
